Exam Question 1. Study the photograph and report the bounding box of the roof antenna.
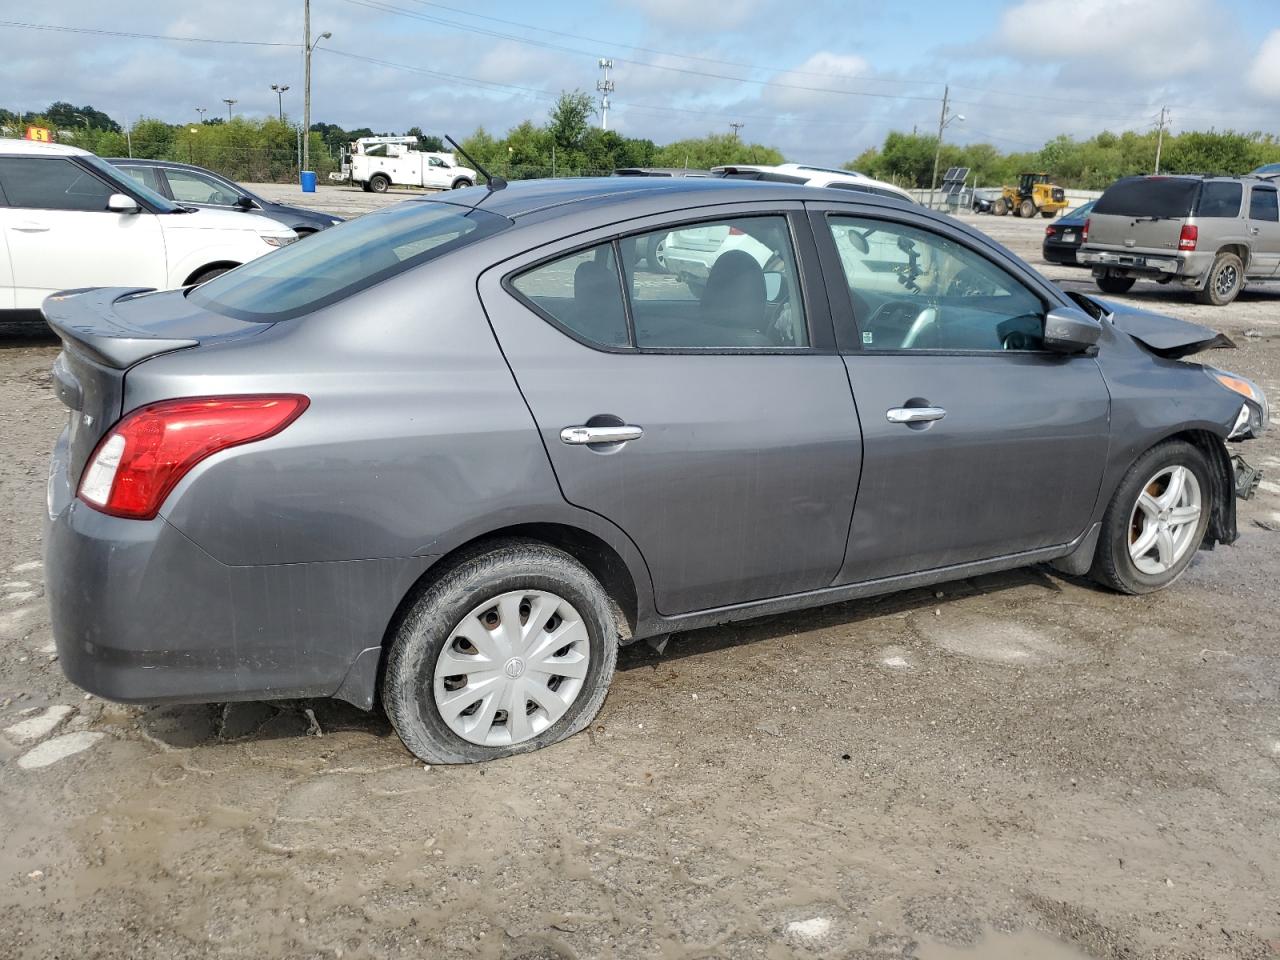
[446,135,506,191]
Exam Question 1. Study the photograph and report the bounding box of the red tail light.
[1179,224,1198,251]
[727,226,746,236]
[1082,218,1090,243]
[78,395,309,520]
[1045,225,1057,237]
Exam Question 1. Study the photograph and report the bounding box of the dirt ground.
[2,198,1279,960]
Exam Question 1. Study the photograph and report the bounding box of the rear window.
[189,201,508,322]
[1093,178,1198,219]
[1195,182,1242,218]
[1250,186,1278,222]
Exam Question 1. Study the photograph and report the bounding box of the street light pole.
[195,107,207,124]
[223,98,237,122]
[302,0,333,174]
[271,84,290,122]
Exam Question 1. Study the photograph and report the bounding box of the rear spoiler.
[42,288,198,369]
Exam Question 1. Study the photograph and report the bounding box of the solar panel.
[942,166,970,183]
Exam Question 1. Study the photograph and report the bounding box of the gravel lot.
[1,191,1279,960]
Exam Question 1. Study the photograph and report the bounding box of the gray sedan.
[42,177,1267,763]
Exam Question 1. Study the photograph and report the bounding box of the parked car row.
[37,174,1266,764]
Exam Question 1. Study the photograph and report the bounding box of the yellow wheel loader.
[991,172,1069,218]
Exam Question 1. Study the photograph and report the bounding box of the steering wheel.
[899,306,938,350]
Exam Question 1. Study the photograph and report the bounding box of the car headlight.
[1205,366,1269,437]
[262,235,297,248]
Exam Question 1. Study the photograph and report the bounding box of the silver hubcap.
[1215,264,1238,297]
[1128,465,1202,575]
[433,590,590,747]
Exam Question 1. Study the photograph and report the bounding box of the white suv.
[0,139,297,313]
[711,163,917,203]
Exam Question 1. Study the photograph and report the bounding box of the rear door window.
[1196,182,1242,218]
[510,244,629,347]
[117,164,168,195]
[1249,186,1279,222]
[1093,178,1198,218]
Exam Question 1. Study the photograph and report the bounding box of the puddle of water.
[915,929,1092,960]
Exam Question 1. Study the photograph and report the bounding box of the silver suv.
[1080,174,1280,305]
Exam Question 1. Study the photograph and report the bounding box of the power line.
[0,18,300,46]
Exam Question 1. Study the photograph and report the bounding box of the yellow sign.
[25,125,53,143]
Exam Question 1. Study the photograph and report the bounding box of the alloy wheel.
[433,590,591,747]
[1215,264,1238,298]
[1127,465,1202,575]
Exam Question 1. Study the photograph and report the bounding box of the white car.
[655,164,917,287]
[0,139,297,313]
[711,163,917,203]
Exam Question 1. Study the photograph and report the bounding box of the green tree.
[548,91,595,152]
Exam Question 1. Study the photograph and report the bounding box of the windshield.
[189,200,509,321]
[84,155,182,212]
[1094,177,1198,219]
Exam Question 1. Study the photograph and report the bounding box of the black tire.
[1195,251,1244,306]
[369,174,390,194]
[189,266,233,285]
[1089,440,1213,595]
[1019,198,1037,218]
[382,540,619,764]
[451,178,473,190]
[360,181,372,193]
[993,198,1008,216]
[643,234,665,272]
[1096,273,1136,294]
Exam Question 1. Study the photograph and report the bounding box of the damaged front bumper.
[1233,454,1262,501]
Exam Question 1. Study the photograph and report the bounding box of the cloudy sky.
[2,0,1279,164]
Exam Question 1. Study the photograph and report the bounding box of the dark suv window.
[1094,177,1198,218]
[1196,182,1242,218]
[1249,186,1279,222]
[0,157,113,211]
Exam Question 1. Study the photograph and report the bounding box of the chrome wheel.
[433,590,590,747]
[1127,465,1202,575]
[1215,263,1238,298]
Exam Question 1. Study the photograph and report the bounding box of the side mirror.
[107,193,140,214]
[1043,305,1102,354]
[234,195,254,210]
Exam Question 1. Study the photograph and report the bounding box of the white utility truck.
[331,136,476,193]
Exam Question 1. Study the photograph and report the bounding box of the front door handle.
[11,222,50,233]
[560,424,644,445]
[886,406,946,424]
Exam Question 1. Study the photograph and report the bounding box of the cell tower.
[597,59,615,131]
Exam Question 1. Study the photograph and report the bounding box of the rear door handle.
[560,424,644,445]
[886,406,946,424]
[11,222,50,233]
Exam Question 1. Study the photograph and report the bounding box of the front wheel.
[451,178,473,189]
[1096,273,1136,294]
[1090,440,1212,594]
[382,541,619,764]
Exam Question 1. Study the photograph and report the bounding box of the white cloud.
[998,0,1217,79]
[1248,29,1280,100]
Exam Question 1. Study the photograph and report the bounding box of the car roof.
[613,167,713,177]
[0,137,90,157]
[427,175,916,223]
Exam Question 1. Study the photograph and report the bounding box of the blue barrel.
[300,170,317,193]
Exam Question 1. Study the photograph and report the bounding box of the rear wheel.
[382,540,619,764]
[1096,273,1136,294]
[1019,198,1037,218]
[451,178,473,189]
[1090,440,1212,594]
[189,266,233,285]
[992,198,1008,216]
[369,174,390,194]
[1195,252,1244,306]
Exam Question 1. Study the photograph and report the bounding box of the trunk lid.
[1086,177,1199,252]
[43,286,272,481]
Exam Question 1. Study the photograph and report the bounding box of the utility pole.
[303,0,333,174]
[222,98,237,122]
[1154,105,1168,174]
[729,122,744,140]
[195,106,207,124]
[929,86,963,212]
[596,59,614,131]
[271,84,290,122]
